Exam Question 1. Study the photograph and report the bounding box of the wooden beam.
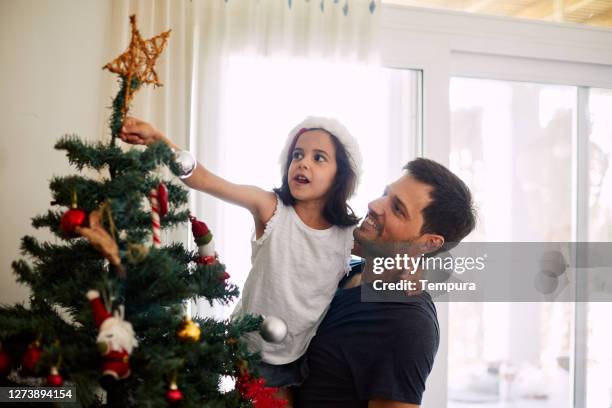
[564,0,597,14]
[515,0,553,19]
[584,6,612,25]
[465,0,497,12]
[516,0,598,19]
[553,0,564,21]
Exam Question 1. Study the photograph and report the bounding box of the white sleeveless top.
[231,196,355,364]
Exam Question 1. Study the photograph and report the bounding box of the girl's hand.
[119,116,165,146]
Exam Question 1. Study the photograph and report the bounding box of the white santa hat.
[279,116,362,195]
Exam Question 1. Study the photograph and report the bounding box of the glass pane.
[588,88,612,242]
[206,57,420,318]
[448,77,576,408]
[586,87,612,408]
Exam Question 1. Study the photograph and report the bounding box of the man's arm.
[369,400,419,408]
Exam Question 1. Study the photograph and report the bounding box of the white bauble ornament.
[174,150,196,179]
[260,316,288,343]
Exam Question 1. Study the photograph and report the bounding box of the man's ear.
[421,234,444,255]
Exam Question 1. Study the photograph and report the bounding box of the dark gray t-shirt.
[295,284,439,407]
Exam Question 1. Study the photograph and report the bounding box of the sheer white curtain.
[188,0,381,317]
[107,0,193,243]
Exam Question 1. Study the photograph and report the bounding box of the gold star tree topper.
[104,15,171,115]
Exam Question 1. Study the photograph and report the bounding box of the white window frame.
[380,5,612,407]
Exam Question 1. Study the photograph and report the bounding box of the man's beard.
[354,231,421,260]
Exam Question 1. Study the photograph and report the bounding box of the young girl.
[119,116,362,395]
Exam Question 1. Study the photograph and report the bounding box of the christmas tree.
[0,15,286,408]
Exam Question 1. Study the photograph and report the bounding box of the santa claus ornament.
[190,216,216,263]
[86,289,138,387]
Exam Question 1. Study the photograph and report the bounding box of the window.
[586,88,612,408]
[447,77,612,407]
[206,56,421,317]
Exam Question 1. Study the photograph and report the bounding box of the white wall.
[0,0,112,304]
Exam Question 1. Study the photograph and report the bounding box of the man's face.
[354,174,440,257]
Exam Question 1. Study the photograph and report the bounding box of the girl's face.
[287,130,338,205]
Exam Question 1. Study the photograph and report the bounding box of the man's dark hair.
[404,158,476,252]
[274,129,359,227]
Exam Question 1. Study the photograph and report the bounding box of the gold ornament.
[126,243,149,264]
[176,317,201,342]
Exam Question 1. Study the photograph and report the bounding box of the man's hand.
[119,116,173,147]
[76,210,121,266]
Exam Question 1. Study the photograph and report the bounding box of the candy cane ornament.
[157,183,169,217]
[150,189,161,248]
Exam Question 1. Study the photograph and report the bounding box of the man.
[294,158,476,408]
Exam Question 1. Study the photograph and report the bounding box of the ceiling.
[383,0,612,28]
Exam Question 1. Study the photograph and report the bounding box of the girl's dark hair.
[273,129,360,227]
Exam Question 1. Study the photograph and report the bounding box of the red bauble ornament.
[195,255,216,265]
[218,271,230,283]
[0,349,11,377]
[47,366,63,387]
[158,183,169,217]
[22,341,42,375]
[60,208,87,235]
[166,381,183,404]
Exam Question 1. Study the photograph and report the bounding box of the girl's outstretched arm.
[186,164,277,228]
[119,117,277,227]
